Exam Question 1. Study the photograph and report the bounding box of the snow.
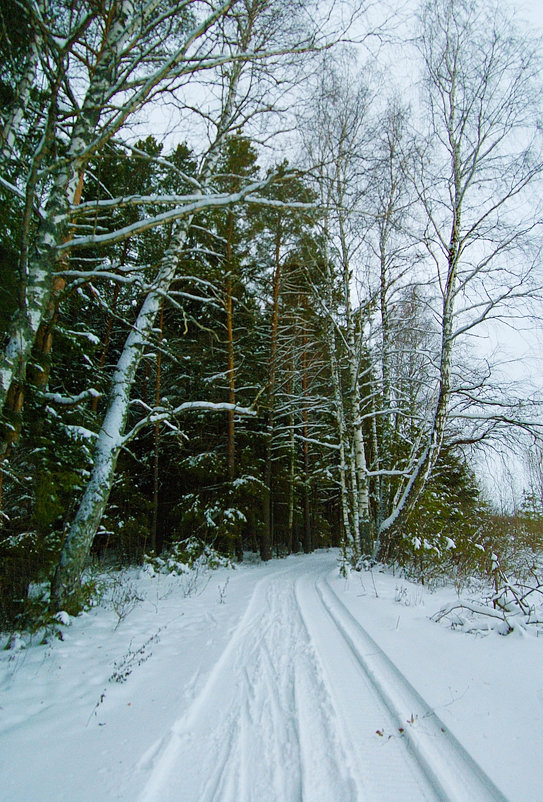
[64,425,98,441]
[63,331,102,346]
[1,551,542,801]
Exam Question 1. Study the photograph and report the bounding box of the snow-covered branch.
[41,388,102,407]
[122,400,257,445]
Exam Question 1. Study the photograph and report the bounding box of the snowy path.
[137,558,505,802]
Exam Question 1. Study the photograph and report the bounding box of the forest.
[1,0,543,629]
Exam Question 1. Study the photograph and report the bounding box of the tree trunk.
[150,301,164,554]
[51,225,187,610]
[91,281,121,413]
[225,218,243,561]
[0,0,137,414]
[286,359,298,553]
[261,218,283,561]
[328,318,356,555]
[0,31,40,167]
[225,213,236,484]
[297,308,312,554]
[376,206,460,558]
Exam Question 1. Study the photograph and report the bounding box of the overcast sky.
[515,0,543,31]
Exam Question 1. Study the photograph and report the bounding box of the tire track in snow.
[137,564,356,801]
[314,570,508,801]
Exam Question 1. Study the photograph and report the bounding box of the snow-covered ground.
[1,550,542,800]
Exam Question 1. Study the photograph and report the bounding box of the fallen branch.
[432,600,514,635]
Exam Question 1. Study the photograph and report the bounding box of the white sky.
[514,0,543,31]
[478,0,543,500]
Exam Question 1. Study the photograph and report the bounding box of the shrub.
[144,536,232,576]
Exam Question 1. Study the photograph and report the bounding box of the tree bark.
[150,301,164,554]
[0,0,138,413]
[51,227,186,610]
[261,217,283,561]
[225,214,236,485]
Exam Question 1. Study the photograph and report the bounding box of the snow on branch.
[0,175,45,217]
[433,565,543,636]
[294,434,341,451]
[433,600,510,625]
[113,140,203,191]
[60,179,315,251]
[72,192,219,214]
[122,400,257,445]
[41,388,102,407]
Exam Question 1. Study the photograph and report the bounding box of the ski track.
[138,557,507,802]
[315,574,508,802]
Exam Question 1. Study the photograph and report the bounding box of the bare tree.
[50,0,362,608]
[376,0,543,556]
[300,53,376,557]
[0,0,357,424]
[363,100,421,525]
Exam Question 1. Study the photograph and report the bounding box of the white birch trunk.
[344,287,371,555]
[375,206,459,556]
[50,222,188,608]
[327,316,356,556]
[351,391,371,553]
[0,0,138,411]
[51,2,270,606]
[339,207,370,557]
[0,34,40,167]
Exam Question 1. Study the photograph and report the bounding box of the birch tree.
[1,1,142,404]
[363,100,421,526]
[0,0,347,424]
[376,0,543,557]
[50,0,352,609]
[302,56,375,558]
